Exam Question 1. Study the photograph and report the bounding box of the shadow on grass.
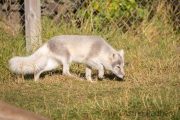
[24,70,63,81]
[104,74,125,82]
[23,69,124,82]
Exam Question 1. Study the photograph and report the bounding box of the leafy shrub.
[75,0,148,31]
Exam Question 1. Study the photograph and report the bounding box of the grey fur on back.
[46,35,115,61]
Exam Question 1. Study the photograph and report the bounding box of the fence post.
[25,0,42,52]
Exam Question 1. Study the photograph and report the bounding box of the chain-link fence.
[0,0,179,40]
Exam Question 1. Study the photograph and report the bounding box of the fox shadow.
[24,70,63,81]
[24,69,124,82]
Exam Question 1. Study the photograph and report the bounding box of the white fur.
[8,45,48,74]
[8,35,125,82]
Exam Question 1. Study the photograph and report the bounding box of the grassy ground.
[0,2,180,119]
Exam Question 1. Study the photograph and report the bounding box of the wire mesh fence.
[0,0,179,39]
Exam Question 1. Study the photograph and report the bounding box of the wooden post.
[25,0,42,52]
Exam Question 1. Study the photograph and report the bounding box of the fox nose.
[122,73,125,78]
[118,74,125,79]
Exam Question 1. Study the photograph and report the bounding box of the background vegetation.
[0,0,180,119]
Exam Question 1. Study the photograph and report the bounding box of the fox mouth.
[113,71,125,79]
[116,74,125,79]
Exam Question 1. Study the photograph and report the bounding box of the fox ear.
[118,49,124,57]
[109,52,117,61]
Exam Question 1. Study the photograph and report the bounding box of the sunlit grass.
[0,1,180,119]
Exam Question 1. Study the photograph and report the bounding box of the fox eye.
[116,65,120,68]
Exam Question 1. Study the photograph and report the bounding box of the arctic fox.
[8,35,125,82]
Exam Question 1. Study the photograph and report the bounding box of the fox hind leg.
[34,70,43,82]
[62,60,84,81]
[33,58,60,81]
[62,61,71,76]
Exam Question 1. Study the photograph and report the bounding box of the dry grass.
[0,1,180,119]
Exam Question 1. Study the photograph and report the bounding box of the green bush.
[75,0,148,30]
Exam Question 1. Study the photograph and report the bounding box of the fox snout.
[112,67,125,79]
[117,72,125,79]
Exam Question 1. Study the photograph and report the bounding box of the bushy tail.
[8,45,49,74]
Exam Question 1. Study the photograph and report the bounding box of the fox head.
[109,50,125,79]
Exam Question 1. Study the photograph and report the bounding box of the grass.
[0,1,180,119]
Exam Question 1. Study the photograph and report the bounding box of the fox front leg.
[98,65,104,79]
[85,60,104,81]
